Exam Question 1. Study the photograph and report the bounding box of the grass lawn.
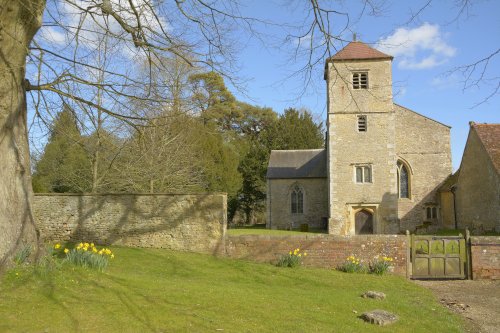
[0,247,464,332]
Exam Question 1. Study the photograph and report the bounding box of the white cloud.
[377,23,456,70]
[430,73,461,89]
[39,26,66,45]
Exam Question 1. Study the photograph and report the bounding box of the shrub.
[13,244,32,265]
[63,242,115,271]
[276,248,307,268]
[337,255,366,273]
[369,256,393,275]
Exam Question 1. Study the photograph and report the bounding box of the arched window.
[291,185,303,214]
[397,160,410,199]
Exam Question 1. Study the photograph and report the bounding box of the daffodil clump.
[53,242,115,272]
[369,256,394,275]
[276,248,307,268]
[338,255,366,273]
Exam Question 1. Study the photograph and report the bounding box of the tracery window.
[397,160,410,199]
[291,185,304,214]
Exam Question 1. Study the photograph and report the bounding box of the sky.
[229,0,500,171]
[30,0,499,172]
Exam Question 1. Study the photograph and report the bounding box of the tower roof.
[329,41,393,61]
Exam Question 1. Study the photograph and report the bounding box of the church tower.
[325,40,399,235]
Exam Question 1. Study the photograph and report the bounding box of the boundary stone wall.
[471,236,500,280]
[33,193,227,254]
[225,234,408,275]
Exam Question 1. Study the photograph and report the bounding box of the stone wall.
[266,178,328,230]
[455,128,500,232]
[226,234,408,275]
[33,193,227,254]
[395,104,452,232]
[471,236,500,280]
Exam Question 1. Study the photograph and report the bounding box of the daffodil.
[64,248,69,254]
[54,243,61,249]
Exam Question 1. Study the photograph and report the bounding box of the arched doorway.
[355,209,373,234]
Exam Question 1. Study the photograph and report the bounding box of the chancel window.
[353,72,368,89]
[425,206,438,220]
[291,185,303,214]
[355,165,372,183]
[357,115,367,132]
[397,160,410,199]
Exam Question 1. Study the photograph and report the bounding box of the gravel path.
[414,280,500,333]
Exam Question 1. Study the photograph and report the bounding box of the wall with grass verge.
[225,234,408,275]
[33,193,227,254]
[471,236,500,280]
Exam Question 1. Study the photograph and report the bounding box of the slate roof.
[473,123,500,173]
[329,41,393,61]
[267,149,327,179]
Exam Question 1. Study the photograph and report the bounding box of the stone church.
[266,41,452,235]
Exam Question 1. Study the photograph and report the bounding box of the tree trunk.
[0,0,45,270]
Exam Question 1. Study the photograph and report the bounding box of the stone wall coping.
[470,236,500,245]
[34,192,227,197]
[227,234,407,241]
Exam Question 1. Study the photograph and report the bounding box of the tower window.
[355,165,372,183]
[353,72,368,89]
[357,115,367,132]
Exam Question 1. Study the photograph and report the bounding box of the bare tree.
[0,0,259,268]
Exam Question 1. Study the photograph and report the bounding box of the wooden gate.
[410,235,468,279]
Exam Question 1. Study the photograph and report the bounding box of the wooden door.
[355,210,373,234]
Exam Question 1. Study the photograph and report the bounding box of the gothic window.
[355,165,372,183]
[397,160,410,199]
[357,115,367,132]
[291,185,304,214]
[353,72,368,89]
[425,206,438,220]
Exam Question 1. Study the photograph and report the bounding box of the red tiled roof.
[473,123,500,173]
[330,41,393,61]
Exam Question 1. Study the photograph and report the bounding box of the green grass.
[0,247,465,332]
[228,224,326,236]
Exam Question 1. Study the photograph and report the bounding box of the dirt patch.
[414,280,500,333]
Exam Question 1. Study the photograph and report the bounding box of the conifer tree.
[32,106,91,193]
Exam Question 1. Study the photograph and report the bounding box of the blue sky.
[230,1,500,171]
[30,1,499,171]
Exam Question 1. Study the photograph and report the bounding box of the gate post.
[465,228,472,280]
[406,230,411,279]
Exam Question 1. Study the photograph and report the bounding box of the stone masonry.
[33,193,227,254]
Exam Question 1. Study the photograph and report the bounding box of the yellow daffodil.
[54,243,61,249]
[64,248,69,254]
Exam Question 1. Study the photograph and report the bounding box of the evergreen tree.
[32,106,92,192]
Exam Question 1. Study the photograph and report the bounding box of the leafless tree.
[0,0,264,269]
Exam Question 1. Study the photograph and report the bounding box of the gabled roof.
[394,104,451,129]
[329,41,393,62]
[267,149,327,179]
[473,123,500,173]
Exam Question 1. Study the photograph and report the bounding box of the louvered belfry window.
[357,115,367,132]
[353,72,368,89]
